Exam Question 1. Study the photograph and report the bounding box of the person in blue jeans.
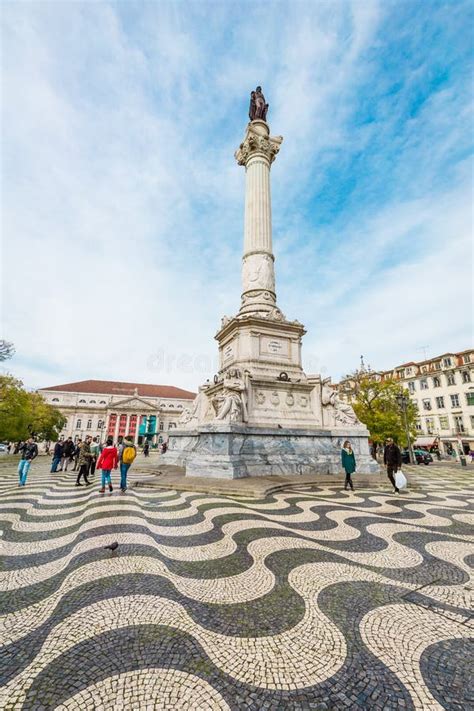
[51,440,64,472]
[118,436,137,493]
[18,438,39,486]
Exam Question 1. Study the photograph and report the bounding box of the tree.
[351,376,418,447]
[0,375,66,442]
[0,340,15,361]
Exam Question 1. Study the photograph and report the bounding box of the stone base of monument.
[165,424,379,479]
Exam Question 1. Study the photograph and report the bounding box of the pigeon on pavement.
[104,542,119,551]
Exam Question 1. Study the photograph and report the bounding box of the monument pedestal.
[165,423,378,479]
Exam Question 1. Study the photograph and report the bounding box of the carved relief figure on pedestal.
[242,254,275,292]
[212,374,248,423]
[321,379,360,426]
[178,385,213,428]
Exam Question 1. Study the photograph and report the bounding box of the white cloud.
[1,1,472,392]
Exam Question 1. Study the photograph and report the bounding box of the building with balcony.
[337,349,474,454]
[38,380,196,447]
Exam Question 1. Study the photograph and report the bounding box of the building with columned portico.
[38,380,196,447]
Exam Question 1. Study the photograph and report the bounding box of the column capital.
[235,121,283,167]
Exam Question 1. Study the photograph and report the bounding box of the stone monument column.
[235,119,283,316]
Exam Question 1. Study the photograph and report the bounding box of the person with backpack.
[18,438,39,486]
[341,440,356,491]
[119,436,136,492]
[96,437,118,493]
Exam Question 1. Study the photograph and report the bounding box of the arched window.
[76,419,82,429]
[79,399,86,403]
[52,398,59,402]
[98,420,104,429]
[86,419,92,429]
[99,400,106,404]
[90,400,96,404]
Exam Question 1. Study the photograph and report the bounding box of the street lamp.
[396,392,415,465]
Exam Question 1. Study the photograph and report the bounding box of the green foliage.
[0,375,66,442]
[0,340,15,361]
[351,376,418,446]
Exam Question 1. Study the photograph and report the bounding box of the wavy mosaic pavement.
[0,460,473,710]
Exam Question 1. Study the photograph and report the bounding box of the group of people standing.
[15,435,137,493]
[71,436,137,493]
[341,438,403,493]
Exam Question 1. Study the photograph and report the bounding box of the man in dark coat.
[384,438,402,493]
[62,437,75,471]
[51,440,64,473]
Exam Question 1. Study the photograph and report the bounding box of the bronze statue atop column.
[249,86,268,121]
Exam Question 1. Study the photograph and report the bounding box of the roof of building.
[39,379,196,400]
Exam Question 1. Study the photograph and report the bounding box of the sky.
[1,0,473,392]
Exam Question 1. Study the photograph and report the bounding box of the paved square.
[0,458,472,710]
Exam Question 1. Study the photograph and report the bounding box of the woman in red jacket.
[96,437,118,493]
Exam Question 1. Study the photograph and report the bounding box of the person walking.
[51,440,64,473]
[18,437,38,486]
[88,437,100,478]
[62,437,75,471]
[96,437,118,494]
[119,436,136,493]
[72,439,82,471]
[341,440,356,491]
[143,441,150,457]
[76,436,92,486]
[384,437,402,493]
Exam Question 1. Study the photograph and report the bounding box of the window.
[90,399,96,404]
[420,379,428,390]
[462,371,471,383]
[100,400,106,404]
[443,357,452,367]
[159,422,164,431]
[406,367,413,375]
[86,419,92,429]
[169,422,177,429]
[450,394,460,408]
[466,393,474,406]
[52,397,59,402]
[463,354,471,364]
[98,420,104,429]
[435,396,444,408]
[397,369,405,378]
[446,373,456,386]
[422,399,432,411]
[439,416,449,430]
[426,418,434,433]
[408,382,415,393]
[470,415,474,429]
[415,422,422,431]
[79,399,86,403]
[76,419,82,429]
[432,377,441,388]
[454,415,464,433]
[434,361,441,370]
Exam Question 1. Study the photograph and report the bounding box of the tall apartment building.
[337,349,474,454]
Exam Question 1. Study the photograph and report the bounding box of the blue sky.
[1,0,473,391]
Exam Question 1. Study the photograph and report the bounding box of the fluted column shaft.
[235,120,283,316]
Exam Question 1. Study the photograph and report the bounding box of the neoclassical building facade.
[337,349,474,454]
[38,380,196,446]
